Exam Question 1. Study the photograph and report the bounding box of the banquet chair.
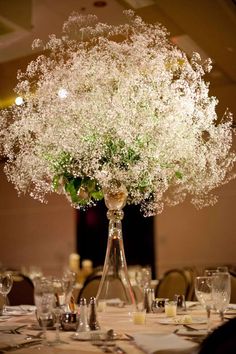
[78,275,101,302]
[155,268,191,300]
[229,271,236,303]
[182,267,197,300]
[78,274,141,304]
[8,274,34,305]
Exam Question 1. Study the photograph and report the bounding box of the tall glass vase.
[96,184,136,311]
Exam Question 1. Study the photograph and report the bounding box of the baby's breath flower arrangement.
[0,11,235,216]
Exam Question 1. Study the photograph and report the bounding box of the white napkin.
[133,333,197,354]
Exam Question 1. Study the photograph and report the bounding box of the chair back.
[229,271,236,303]
[155,268,191,300]
[8,274,34,305]
[78,275,101,303]
[183,267,197,301]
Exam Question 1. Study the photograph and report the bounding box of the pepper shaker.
[88,297,100,330]
[143,288,154,313]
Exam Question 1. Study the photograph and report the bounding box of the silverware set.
[91,330,127,354]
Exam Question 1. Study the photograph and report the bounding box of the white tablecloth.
[0,303,234,354]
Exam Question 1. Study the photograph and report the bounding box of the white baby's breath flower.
[0,11,235,215]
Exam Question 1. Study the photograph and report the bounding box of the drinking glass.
[52,278,67,345]
[195,276,214,331]
[34,278,55,346]
[62,270,76,310]
[212,272,231,321]
[0,272,13,315]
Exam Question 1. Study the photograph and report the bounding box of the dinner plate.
[158,317,206,325]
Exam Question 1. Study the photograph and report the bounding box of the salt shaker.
[76,298,90,332]
[88,297,100,330]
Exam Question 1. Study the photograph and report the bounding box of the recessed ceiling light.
[15,96,24,105]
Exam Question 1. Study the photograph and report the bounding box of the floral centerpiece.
[0,11,235,216]
[0,11,235,309]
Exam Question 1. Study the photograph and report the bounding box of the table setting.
[1,265,236,354]
[0,294,236,354]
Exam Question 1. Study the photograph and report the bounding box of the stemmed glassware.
[0,272,13,315]
[34,277,55,346]
[51,277,68,345]
[212,272,231,322]
[195,276,214,331]
[62,270,76,310]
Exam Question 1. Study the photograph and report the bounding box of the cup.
[132,310,146,324]
[164,301,177,317]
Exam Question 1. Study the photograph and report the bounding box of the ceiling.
[0,0,236,123]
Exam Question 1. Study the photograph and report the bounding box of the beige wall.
[0,164,76,276]
[155,177,236,278]
[0,158,235,280]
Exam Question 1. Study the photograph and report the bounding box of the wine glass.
[51,278,68,345]
[212,272,231,321]
[62,270,76,310]
[195,276,214,331]
[0,272,13,315]
[34,277,55,346]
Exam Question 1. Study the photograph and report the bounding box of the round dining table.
[0,302,235,354]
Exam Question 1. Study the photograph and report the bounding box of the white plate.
[158,317,206,325]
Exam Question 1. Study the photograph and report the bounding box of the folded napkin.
[133,333,197,354]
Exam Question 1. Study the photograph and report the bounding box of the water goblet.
[212,272,231,322]
[62,270,76,310]
[195,276,214,332]
[0,272,13,315]
[52,278,68,345]
[34,277,55,346]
